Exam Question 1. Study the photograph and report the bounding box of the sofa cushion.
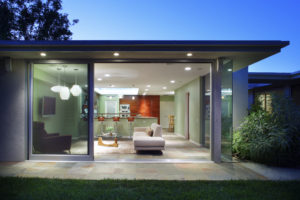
[134,136,165,147]
[151,123,162,137]
[133,132,148,138]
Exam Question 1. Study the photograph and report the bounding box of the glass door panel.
[221,59,233,161]
[32,64,89,155]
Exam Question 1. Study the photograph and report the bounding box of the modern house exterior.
[0,40,289,163]
[248,71,300,111]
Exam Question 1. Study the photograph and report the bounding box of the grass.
[0,177,299,200]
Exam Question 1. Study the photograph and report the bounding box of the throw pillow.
[147,128,153,137]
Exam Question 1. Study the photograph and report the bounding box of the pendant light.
[60,66,70,100]
[70,68,82,96]
[51,67,62,93]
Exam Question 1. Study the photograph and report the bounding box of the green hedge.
[233,95,300,166]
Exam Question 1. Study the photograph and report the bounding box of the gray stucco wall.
[233,67,248,129]
[0,59,27,161]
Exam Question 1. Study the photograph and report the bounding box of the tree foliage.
[0,0,78,40]
[233,95,300,166]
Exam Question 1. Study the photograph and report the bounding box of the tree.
[0,0,78,40]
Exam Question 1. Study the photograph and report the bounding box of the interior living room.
[31,61,234,162]
[91,63,212,161]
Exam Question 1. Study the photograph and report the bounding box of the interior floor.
[70,130,210,161]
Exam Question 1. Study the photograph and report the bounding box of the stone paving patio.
[1,161,300,180]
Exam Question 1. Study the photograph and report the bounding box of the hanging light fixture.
[51,67,62,93]
[60,66,70,100]
[60,86,70,100]
[70,68,82,96]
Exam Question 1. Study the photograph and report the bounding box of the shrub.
[233,95,300,166]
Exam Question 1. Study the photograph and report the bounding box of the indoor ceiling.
[34,64,88,86]
[94,63,210,95]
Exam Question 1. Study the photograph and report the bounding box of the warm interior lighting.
[113,52,119,56]
[143,92,146,95]
[187,52,193,57]
[97,78,102,81]
[185,66,192,71]
[162,86,167,90]
[105,74,111,77]
[170,80,175,83]
[132,96,135,100]
[228,68,233,72]
[40,52,46,57]
[145,88,149,91]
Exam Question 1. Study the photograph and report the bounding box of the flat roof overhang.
[248,71,300,88]
[0,40,289,70]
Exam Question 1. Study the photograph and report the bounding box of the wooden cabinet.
[120,95,160,124]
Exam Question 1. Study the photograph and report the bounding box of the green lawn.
[0,177,299,200]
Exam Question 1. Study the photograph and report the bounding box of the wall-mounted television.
[40,96,56,117]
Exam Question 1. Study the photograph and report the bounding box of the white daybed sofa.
[133,123,165,151]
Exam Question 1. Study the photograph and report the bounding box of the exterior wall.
[0,59,27,161]
[291,84,300,106]
[233,67,248,129]
[174,77,201,145]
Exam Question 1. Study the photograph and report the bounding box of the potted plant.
[106,126,114,136]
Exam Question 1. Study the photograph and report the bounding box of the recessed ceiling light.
[185,66,192,71]
[162,86,167,90]
[105,74,110,77]
[40,52,46,57]
[143,92,146,95]
[113,52,119,56]
[227,68,232,72]
[187,52,193,57]
[145,88,149,91]
[170,80,175,83]
[97,78,102,81]
[132,96,135,100]
[146,85,151,88]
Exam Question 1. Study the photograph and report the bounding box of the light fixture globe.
[60,86,70,100]
[51,85,62,93]
[70,84,82,96]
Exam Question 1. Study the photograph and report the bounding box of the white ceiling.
[94,63,210,95]
[34,64,88,86]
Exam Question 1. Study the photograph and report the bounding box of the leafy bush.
[233,95,300,166]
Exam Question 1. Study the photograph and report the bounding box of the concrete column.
[0,59,27,161]
[210,60,222,163]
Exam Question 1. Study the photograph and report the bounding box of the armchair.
[33,121,72,154]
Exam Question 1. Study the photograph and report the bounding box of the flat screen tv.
[40,96,56,117]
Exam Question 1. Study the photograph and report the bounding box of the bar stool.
[97,116,105,136]
[127,116,135,139]
[112,116,120,134]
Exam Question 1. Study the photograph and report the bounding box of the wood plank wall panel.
[120,95,160,124]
